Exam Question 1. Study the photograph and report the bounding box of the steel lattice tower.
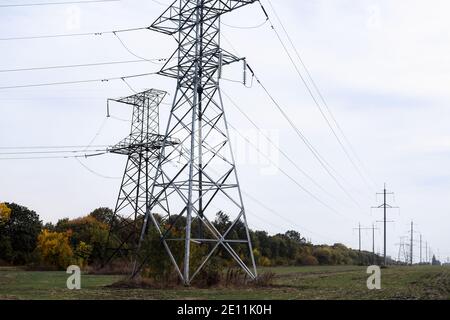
[104,89,179,264]
[133,0,259,285]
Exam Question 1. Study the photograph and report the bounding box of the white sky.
[1,0,449,263]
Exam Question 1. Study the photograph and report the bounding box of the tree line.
[0,202,391,272]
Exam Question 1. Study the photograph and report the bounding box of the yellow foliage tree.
[75,241,93,267]
[37,229,74,269]
[0,203,11,223]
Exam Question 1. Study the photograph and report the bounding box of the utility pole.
[358,223,361,252]
[372,183,398,265]
[426,241,428,263]
[354,223,362,251]
[410,221,414,265]
[407,221,419,266]
[369,223,379,264]
[371,223,379,257]
[353,223,376,253]
[428,243,434,264]
[420,234,422,264]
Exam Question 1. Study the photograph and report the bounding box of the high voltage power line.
[221,19,268,30]
[222,89,350,209]
[226,120,353,221]
[207,90,357,220]
[0,72,157,90]
[0,0,120,8]
[218,5,364,210]
[265,0,378,191]
[0,148,107,155]
[0,59,162,73]
[221,35,362,210]
[0,145,109,150]
[249,68,362,209]
[0,152,107,160]
[262,0,376,195]
[0,26,149,41]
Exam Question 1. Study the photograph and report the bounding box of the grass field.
[0,265,449,300]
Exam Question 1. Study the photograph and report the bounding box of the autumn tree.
[75,241,93,267]
[37,229,74,269]
[55,214,108,264]
[0,203,11,223]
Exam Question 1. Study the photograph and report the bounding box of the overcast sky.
[1,0,449,263]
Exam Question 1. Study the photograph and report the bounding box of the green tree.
[284,230,306,244]
[0,203,42,264]
[75,241,93,267]
[89,207,114,225]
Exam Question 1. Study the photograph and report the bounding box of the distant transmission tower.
[372,183,398,265]
[103,89,179,265]
[132,1,260,285]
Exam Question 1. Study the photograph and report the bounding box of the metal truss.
[133,0,259,285]
[103,89,179,265]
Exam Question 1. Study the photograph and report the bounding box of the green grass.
[0,265,449,300]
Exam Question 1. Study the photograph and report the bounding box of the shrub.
[254,272,276,287]
[300,255,319,266]
[258,256,271,267]
[313,247,333,265]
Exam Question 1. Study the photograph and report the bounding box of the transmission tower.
[396,236,409,264]
[372,183,398,265]
[132,0,260,285]
[103,89,179,264]
[407,220,419,266]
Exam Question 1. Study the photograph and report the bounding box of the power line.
[248,66,362,209]
[0,148,107,155]
[0,145,109,150]
[267,2,379,190]
[75,157,121,179]
[222,89,349,208]
[0,59,162,73]
[112,32,162,63]
[0,26,149,41]
[221,19,268,30]
[242,191,340,244]
[0,71,158,90]
[0,152,107,160]
[220,27,362,209]
[262,0,375,195]
[0,0,120,8]
[226,116,353,222]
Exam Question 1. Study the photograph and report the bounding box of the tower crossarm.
[150,0,258,35]
[108,135,181,155]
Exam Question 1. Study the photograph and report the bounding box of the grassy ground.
[0,265,449,300]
